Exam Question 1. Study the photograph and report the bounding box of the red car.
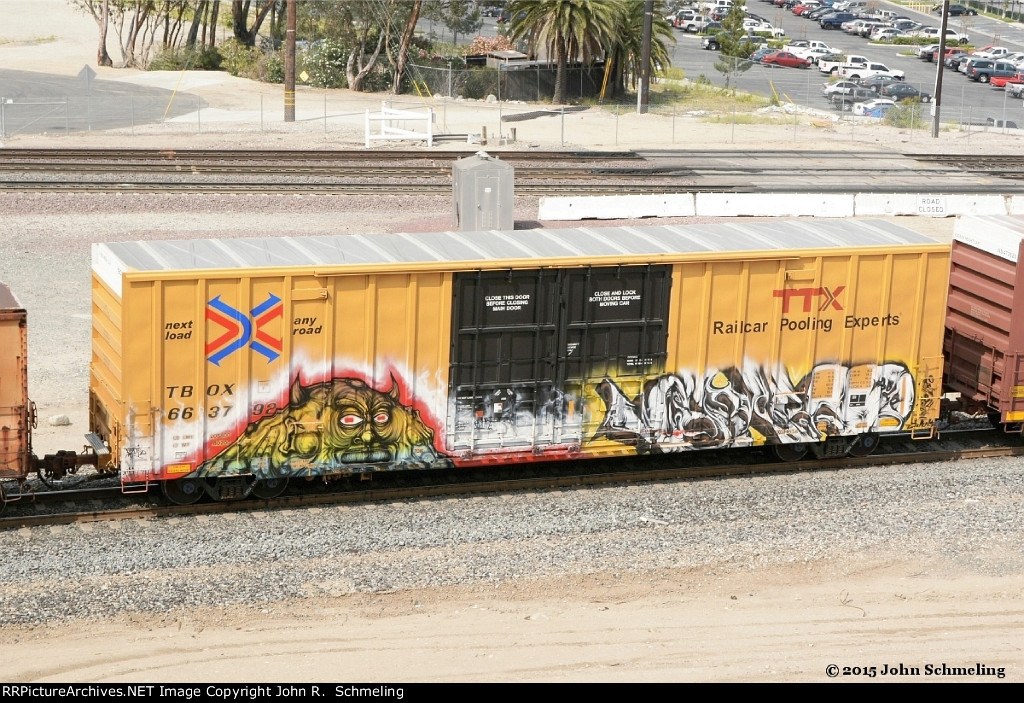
[991,72,1024,88]
[760,51,811,69]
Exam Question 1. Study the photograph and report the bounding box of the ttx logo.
[773,286,845,313]
[206,294,283,365]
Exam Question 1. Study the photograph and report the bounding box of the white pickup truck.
[838,61,906,81]
[784,40,838,60]
[744,19,785,38]
[818,54,870,74]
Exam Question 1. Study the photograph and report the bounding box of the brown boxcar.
[89,220,951,502]
[0,282,31,486]
[944,215,1024,430]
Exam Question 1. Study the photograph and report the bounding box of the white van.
[699,0,735,12]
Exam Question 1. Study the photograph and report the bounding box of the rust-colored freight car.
[0,283,31,489]
[944,215,1024,431]
[89,220,952,503]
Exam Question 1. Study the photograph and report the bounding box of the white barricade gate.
[365,102,434,147]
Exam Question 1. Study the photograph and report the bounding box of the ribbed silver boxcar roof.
[95,219,941,273]
[954,215,1024,263]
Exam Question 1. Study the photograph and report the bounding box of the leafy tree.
[506,0,619,104]
[69,0,115,66]
[231,0,279,47]
[391,0,424,92]
[422,0,482,44]
[712,4,755,88]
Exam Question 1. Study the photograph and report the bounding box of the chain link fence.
[2,80,1021,146]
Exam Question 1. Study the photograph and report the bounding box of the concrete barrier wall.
[538,192,1014,221]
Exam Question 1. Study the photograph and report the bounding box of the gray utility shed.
[452,151,514,232]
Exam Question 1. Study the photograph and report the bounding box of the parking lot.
[667,1,1024,125]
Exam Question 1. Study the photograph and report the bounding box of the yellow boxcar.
[0,282,31,482]
[89,220,951,499]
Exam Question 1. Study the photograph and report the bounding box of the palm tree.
[607,1,675,98]
[506,0,620,104]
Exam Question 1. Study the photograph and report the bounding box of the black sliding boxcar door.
[448,265,671,454]
[449,269,560,451]
[561,266,671,446]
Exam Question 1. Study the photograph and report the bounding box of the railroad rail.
[4,432,1021,530]
[1,148,1023,194]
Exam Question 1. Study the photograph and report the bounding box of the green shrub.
[147,46,222,71]
[884,100,926,129]
[218,38,262,78]
[301,39,348,89]
[265,52,284,83]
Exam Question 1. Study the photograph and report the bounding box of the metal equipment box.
[0,282,30,481]
[452,151,514,231]
[89,219,950,490]
[944,215,1024,427]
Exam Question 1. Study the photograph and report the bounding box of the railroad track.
[2,148,1023,194]
[4,432,1021,530]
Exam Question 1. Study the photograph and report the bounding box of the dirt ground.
[2,1,1022,684]
[3,558,1021,683]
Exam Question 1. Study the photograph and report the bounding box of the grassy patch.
[700,112,789,125]
[650,79,771,112]
[0,34,56,45]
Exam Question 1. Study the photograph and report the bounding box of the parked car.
[831,87,877,110]
[891,19,922,32]
[820,11,857,29]
[878,83,932,102]
[991,73,1024,88]
[948,54,973,71]
[973,46,1010,59]
[935,4,978,15]
[928,47,966,63]
[680,15,713,32]
[670,9,701,27]
[821,80,861,99]
[913,26,970,44]
[857,74,903,92]
[760,50,811,68]
[968,60,1019,84]
[792,3,820,15]
[870,27,905,42]
[1007,82,1024,98]
[916,44,942,60]
[839,62,906,81]
[853,98,896,117]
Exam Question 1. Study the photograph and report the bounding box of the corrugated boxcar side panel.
[116,271,452,482]
[0,285,30,480]
[612,249,951,454]
[944,239,1024,422]
[89,273,125,463]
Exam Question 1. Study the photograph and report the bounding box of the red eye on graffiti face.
[373,412,389,424]
[340,414,363,427]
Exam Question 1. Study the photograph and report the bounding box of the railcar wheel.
[162,477,204,505]
[251,477,289,500]
[847,433,879,457]
[773,442,808,462]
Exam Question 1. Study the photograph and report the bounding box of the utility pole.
[284,0,296,122]
[931,0,950,137]
[638,0,654,114]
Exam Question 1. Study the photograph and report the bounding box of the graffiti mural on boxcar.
[593,362,915,452]
[196,374,453,478]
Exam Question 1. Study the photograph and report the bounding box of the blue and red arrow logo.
[205,294,283,365]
